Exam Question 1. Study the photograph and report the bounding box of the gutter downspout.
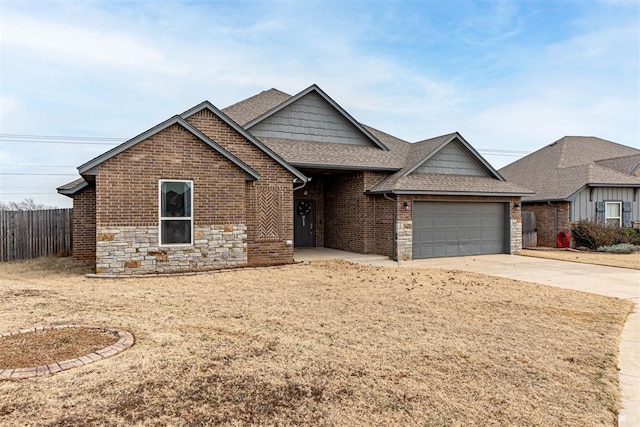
[383,193,398,263]
[293,177,311,192]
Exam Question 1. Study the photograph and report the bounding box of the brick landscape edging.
[0,325,134,380]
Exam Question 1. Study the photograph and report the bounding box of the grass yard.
[519,249,640,270]
[0,257,632,426]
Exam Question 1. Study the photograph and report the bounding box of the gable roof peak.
[244,83,389,151]
[77,114,260,180]
[401,132,504,180]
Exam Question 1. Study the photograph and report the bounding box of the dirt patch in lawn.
[0,257,632,426]
[520,248,640,270]
[0,328,118,369]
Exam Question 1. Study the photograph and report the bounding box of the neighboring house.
[58,84,530,275]
[499,136,640,247]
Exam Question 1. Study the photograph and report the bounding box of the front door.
[294,199,315,247]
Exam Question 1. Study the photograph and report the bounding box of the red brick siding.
[362,172,393,255]
[372,194,394,257]
[323,172,366,253]
[185,109,295,266]
[321,172,394,255]
[96,124,247,227]
[522,201,571,247]
[71,185,96,264]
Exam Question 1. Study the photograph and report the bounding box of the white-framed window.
[605,201,622,227]
[159,180,193,246]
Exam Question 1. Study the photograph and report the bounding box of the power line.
[0,173,77,176]
[0,133,126,141]
[0,164,76,168]
[0,139,118,145]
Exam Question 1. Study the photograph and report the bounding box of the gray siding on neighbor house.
[249,92,371,145]
[569,186,639,221]
[414,140,488,176]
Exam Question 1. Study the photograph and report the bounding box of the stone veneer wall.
[396,220,412,261]
[510,218,522,253]
[96,224,247,275]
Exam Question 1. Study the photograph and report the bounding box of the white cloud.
[0,13,189,75]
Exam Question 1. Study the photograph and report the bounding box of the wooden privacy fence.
[521,211,537,248]
[0,209,72,261]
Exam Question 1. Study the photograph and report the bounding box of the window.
[159,180,193,245]
[605,201,622,227]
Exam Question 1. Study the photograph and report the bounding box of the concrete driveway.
[295,249,640,426]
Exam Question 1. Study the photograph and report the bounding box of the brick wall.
[323,172,366,253]
[362,172,393,256]
[522,201,571,247]
[372,194,394,257]
[186,109,294,267]
[91,111,296,273]
[293,173,393,256]
[71,184,96,264]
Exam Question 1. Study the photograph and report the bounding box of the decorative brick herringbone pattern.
[257,187,281,241]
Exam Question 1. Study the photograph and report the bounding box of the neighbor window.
[159,180,193,245]
[605,201,622,227]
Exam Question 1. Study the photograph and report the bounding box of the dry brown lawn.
[519,249,640,270]
[0,257,632,426]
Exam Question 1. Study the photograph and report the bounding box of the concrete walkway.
[294,248,640,426]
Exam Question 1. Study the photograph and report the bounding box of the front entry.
[294,199,315,247]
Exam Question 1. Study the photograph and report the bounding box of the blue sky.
[1,0,638,208]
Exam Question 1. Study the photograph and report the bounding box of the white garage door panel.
[413,202,506,259]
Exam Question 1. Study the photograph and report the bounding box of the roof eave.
[56,180,88,197]
[291,162,400,172]
[522,198,570,203]
[367,189,531,197]
[586,182,640,188]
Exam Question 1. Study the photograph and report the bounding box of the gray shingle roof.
[595,153,640,176]
[57,177,88,196]
[61,85,532,197]
[221,85,531,195]
[369,172,530,195]
[223,89,292,126]
[499,136,640,201]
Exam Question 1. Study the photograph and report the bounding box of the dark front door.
[294,199,315,247]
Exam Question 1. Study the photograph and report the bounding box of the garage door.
[412,202,507,259]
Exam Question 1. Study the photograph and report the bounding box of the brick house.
[59,84,531,275]
[499,137,640,247]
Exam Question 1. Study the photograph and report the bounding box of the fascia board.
[368,189,532,197]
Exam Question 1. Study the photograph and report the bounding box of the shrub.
[597,243,639,254]
[626,227,640,246]
[572,219,635,249]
